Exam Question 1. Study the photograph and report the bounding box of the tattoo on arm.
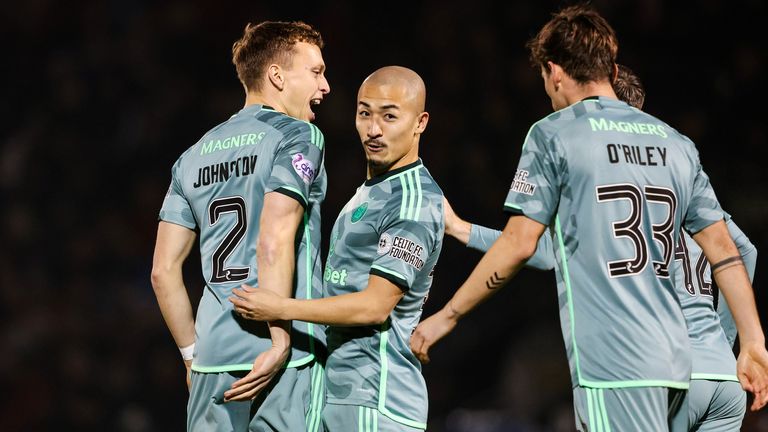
[711,256,744,275]
[485,272,507,290]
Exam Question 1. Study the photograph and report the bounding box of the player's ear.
[548,61,563,91]
[267,64,285,91]
[415,111,429,134]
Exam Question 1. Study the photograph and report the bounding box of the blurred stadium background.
[2,0,766,430]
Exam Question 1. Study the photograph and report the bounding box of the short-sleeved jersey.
[504,97,724,389]
[674,218,757,381]
[323,160,443,430]
[159,104,326,372]
[467,224,555,271]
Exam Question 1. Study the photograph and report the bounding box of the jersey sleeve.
[683,160,724,234]
[527,230,555,271]
[370,210,441,291]
[468,223,554,270]
[159,157,197,229]
[266,124,325,208]
[717,218,757,347]
[467,224,500,252]
[503,125,563,227]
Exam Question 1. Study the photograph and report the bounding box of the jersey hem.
[192,354,315,373]
[690,373,738,382]
[578,378,690,389]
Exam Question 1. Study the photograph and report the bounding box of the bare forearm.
[152,272,195,347]
[281,291,391,326]
[257,243,295,348]
[715,266,765,345]
[694,220,765,346]
[446,216,472,245]
[446,231,530,317]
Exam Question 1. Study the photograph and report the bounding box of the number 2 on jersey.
[208,196,250,283]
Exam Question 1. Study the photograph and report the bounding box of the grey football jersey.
[675,218,756,380]
[324,160,443,429]
[159,104,326,372]
[504,97,724,389]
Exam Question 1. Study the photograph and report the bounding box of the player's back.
[160,104,326,372]
[511,97,723,388]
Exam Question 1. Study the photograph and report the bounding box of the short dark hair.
[526,4,618,84]
[613,64,645,109]
[232,21,324,92]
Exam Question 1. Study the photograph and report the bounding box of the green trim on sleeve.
[273,185,308,207]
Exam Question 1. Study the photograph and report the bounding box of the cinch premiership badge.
[292,153,316,184]
[351,202,368,223]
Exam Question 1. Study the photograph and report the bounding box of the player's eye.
[358,110,370,117]
[384,113,397,120]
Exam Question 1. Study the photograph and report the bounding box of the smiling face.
[356,80,428,177]
[281,42,330,121]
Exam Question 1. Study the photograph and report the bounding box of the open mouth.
[364,140,385,153]
[309,98,322,120]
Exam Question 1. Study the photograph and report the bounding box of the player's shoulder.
[379,160,444,222]
[255,109,325,147]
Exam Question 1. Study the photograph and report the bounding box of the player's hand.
[184,359,193,392]
[410,305,460,364]
[223,345,289,402]
[736,340,768,411]
[229,284,285,322]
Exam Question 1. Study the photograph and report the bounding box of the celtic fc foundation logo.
[351,202,368,223]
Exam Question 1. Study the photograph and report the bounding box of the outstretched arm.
[231,274,404,327]
[410,214,546,363]
[224,191,303,402]
[693,220,768,411]
[151,221,197,389]
[443,198,555,270]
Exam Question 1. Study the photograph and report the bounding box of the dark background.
[2,0,767,430]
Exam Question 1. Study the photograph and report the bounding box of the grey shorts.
[322,403,425,432]
[187,361,325,432]
[687,379,745,431]
[573,386,688,432]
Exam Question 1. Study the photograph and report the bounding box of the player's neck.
[566,80,618,106]
[244,91,284,113]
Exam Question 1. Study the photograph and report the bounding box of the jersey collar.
[364,159,423,186]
